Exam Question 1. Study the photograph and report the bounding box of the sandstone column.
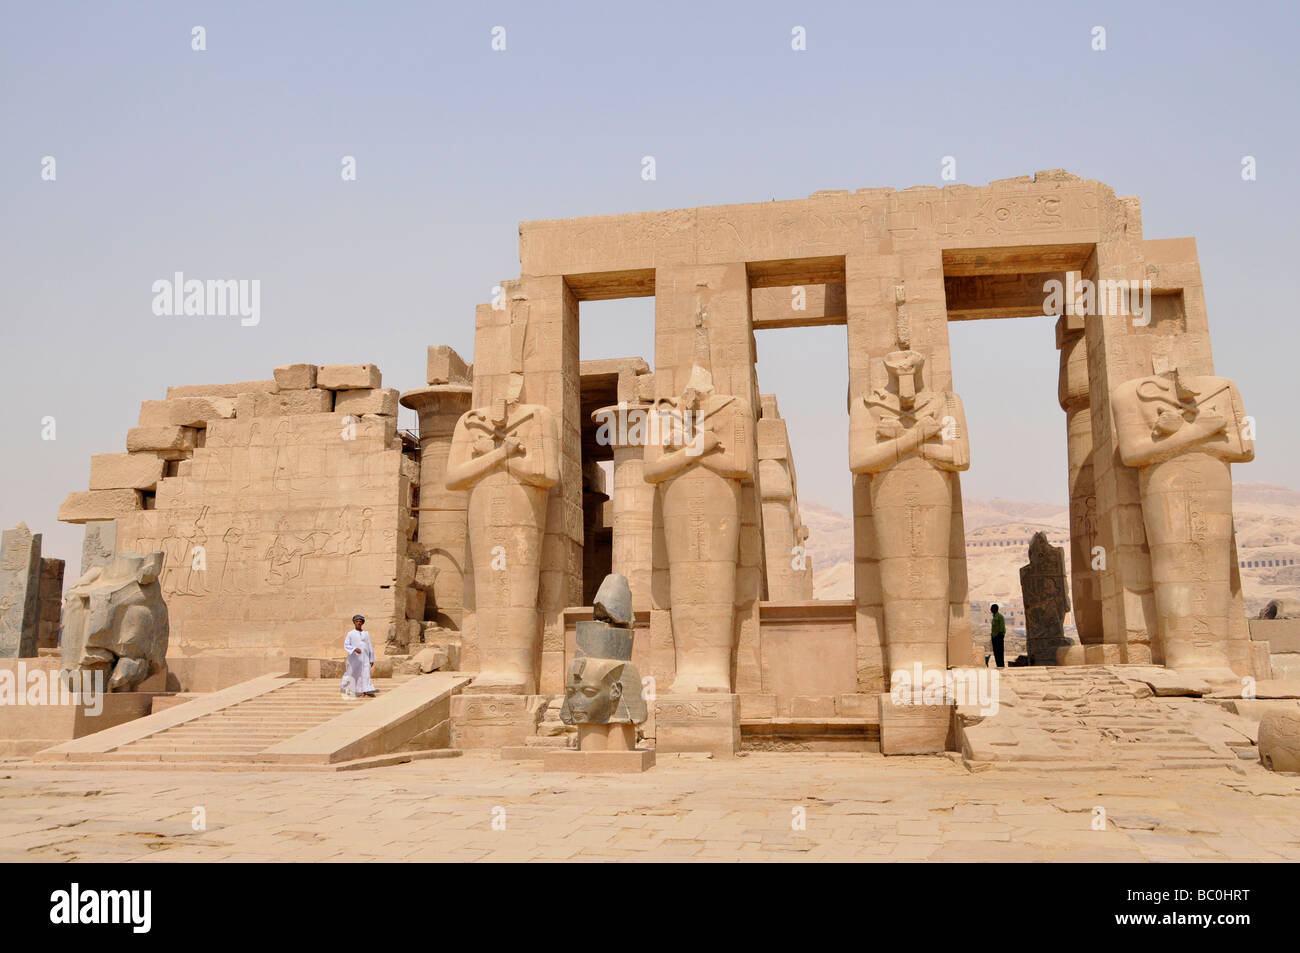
[594,399,656,611]
[1056,308,1103,644]
[400,346,474,630]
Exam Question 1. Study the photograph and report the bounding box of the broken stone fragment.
[592,572,633,627]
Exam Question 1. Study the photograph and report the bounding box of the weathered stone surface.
[36,556,64,650]
[1113,367,1253,671]
[592,572,633,626]
[1057,645,1087,666]
[644,325,754,695]
[89,453,166,491]
[80,521,117,575]
[60,551,169,692]
[334,387,399,417]
[0,524,42,658]
[165,381,275,400]
[413,646,448,673]
[1131,668,1211,696]
[1251,619,1300,655]
[850,345,969,681]
[126,426,199,458]
[1257,704,1300,772]
[447,395,559,695]
[273,363,317,391]
[109,410,408,661]
[234,389,333,417]
[317,364,381,390]
[57,490,142,524]
[427,346,472,385]
[879,694,952,755]
[654,694,740,758]
[138,397,236,428]
[1019,532,1071,665]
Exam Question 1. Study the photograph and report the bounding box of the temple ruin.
[25,171,1274,760]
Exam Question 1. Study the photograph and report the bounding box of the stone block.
[89,453,166,491]
[137,397,235,428]
[318,364,381,390]
[1056,645,1088,665]
[838,693,877,717]
[653,694,740,758]
[334,387,399,417]
[1084,644,1122,664]
[405,588,426,621]
[450,693,547,749]
[234,389,333,417]
[165,381,275,399]
[543,748,654,773]
[739,693,776,718]
[125,426,198,459]
[790,695,838,717]
[1250,619,1300,655]
[57,490,142,524]
[273,363,318,391]
[413,646,448,673]
[878,694,951,754]
[1270,654,1300,681]
[427,346,471,385]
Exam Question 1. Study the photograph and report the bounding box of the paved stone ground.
[2,751,1298,862]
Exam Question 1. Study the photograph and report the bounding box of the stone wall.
[58,364,421,661]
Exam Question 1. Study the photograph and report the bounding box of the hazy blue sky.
[2,0,1297,573]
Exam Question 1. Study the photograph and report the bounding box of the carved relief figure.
[849,345,969,676]
[643,316,754,694]
[446,376,559,693]
[1112,363,1253,669]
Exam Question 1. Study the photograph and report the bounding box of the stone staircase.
[34,672,473,769]
[959,665,1256,770]
[101,678,413,762]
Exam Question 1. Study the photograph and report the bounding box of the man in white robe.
[341,614,376,698]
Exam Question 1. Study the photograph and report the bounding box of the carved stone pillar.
[1056,312,1103,644]
[400,383,473,629]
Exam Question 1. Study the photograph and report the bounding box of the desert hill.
[806,483,1300,616]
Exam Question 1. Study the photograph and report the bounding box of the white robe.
[341,629,375,695]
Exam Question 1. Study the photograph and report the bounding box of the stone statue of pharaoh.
[560,573,648,750]
[1111,364,1253,670]
[643,363,754,693]
[849,348,969,676]
[446,381,559,693]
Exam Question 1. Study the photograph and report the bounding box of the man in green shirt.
[989,604,1006,668]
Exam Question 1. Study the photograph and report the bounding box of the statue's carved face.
[559,658,624,725]
[884,350,925,408]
